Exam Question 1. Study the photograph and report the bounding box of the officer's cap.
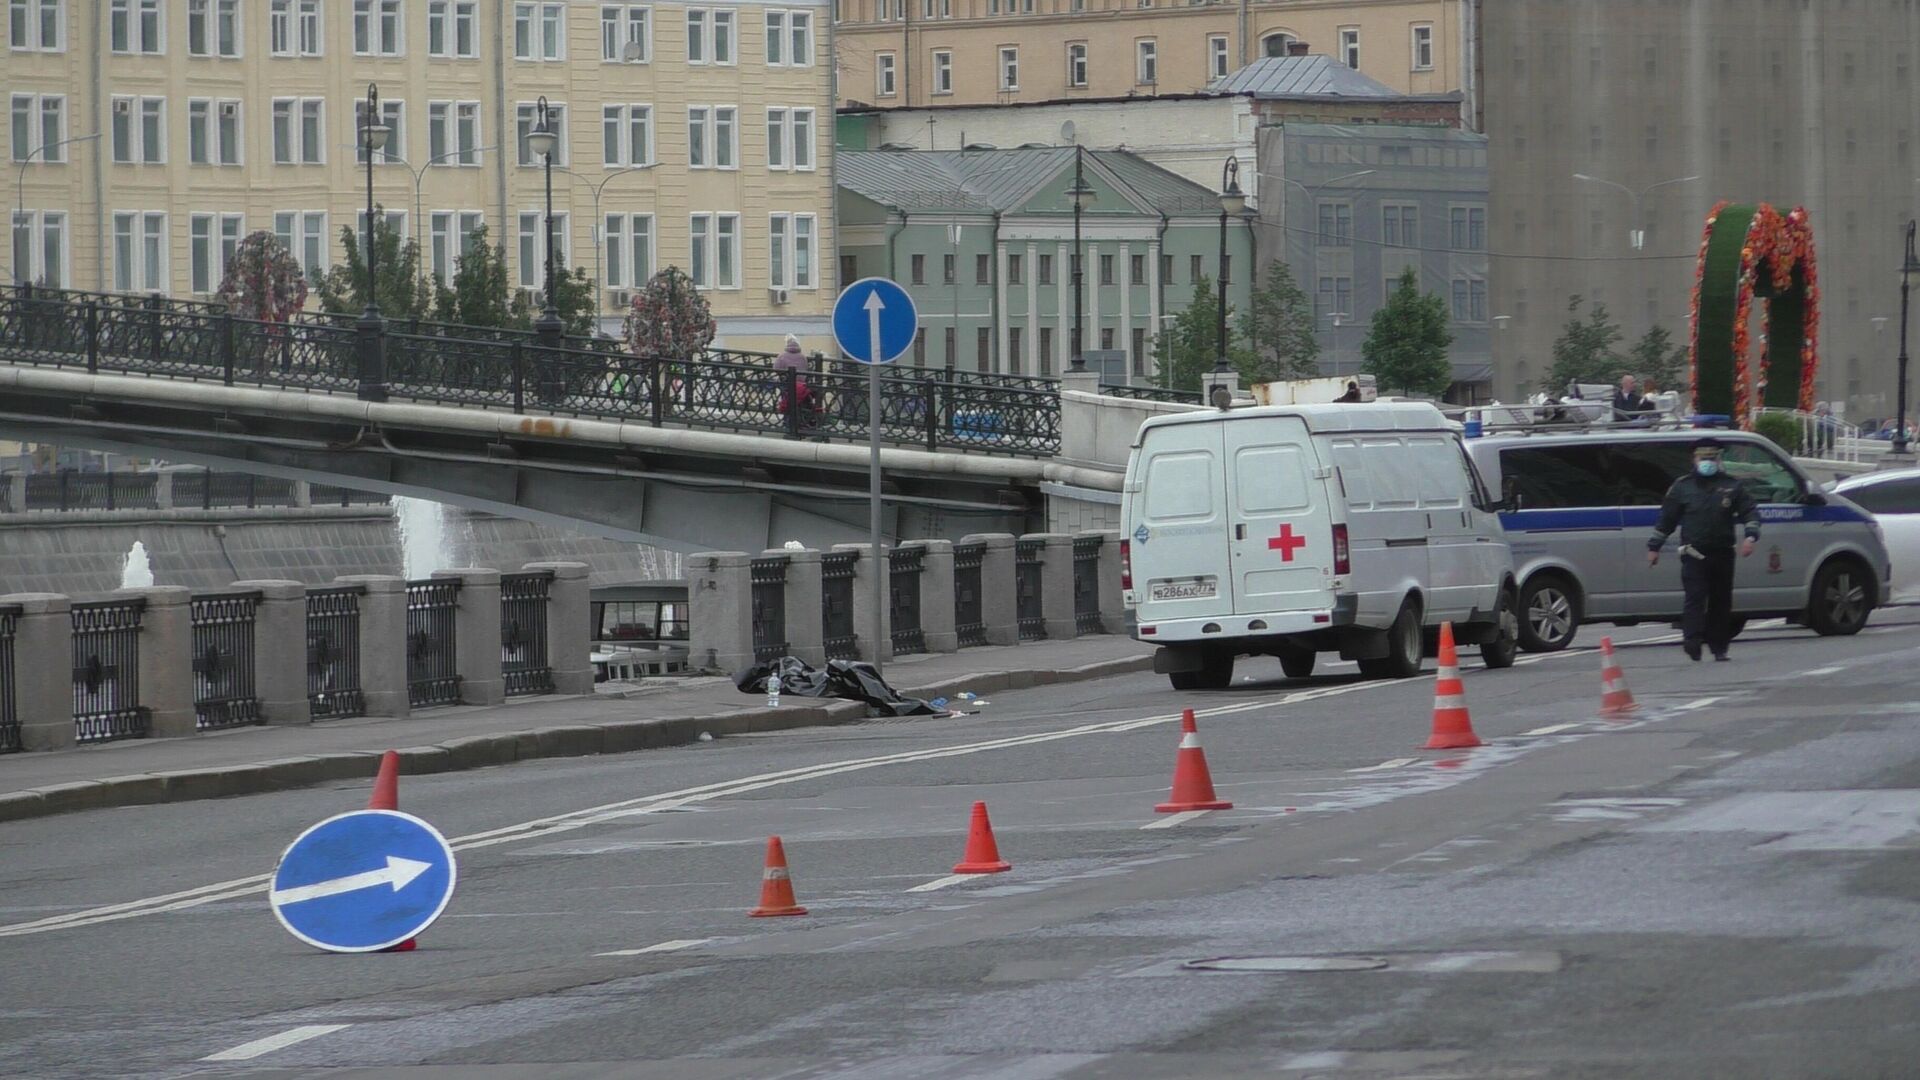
[1692,437,1725,457]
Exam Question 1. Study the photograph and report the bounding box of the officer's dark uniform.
[1647,448,1760,660]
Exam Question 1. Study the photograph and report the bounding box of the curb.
[0,652,1154,824]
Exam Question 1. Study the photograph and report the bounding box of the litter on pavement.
[734,656,948,716]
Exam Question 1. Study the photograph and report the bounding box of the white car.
[1834,468,1920,604]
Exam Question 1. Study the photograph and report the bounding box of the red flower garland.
[1689,201,1822,426]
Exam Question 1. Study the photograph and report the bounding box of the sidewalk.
[0,637,1154,822]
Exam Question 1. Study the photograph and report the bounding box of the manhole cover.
[1184,956,1390,973]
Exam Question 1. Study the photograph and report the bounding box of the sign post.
[832,278,919,672]
[269,809,457,953]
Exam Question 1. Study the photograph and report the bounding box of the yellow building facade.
[834,0,1468,110]
[6,0,835,346]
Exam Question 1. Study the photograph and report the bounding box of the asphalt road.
[6,616,1920,1079]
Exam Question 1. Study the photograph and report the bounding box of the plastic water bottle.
[766,672,781,709]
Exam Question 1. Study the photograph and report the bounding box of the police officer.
[1645,438,1759,661]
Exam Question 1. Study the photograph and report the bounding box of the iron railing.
[1016,538,1046,642]
[1101,383,1204,404]
[309,483,391,507]
[750,555,789,664]
[0,606,19,753]
[4,468,383,512]
[889,545,925,656]
[22,470,161,511]
[190,591,261,730]
[954,541,987,648]
[1073,536,1104,636]
[307,585,365,720]
[0,282,1065,458]
[405,578,461,708]
[71,597,147,743]
[501,571,555,696]
[821,550,859,662]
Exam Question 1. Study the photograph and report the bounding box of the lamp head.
[1219,155,1246,215]
[528,95,559,159]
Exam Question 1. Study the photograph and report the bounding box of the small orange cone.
[1155,709,1233,813]
[1598,636,1640,717]
[1424,622,1483,750]
[952,801,1012,874]
[366,751,417,951]
[748,836,809,917]
[367,750,400,811]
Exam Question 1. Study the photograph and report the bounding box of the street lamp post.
[1572,173,1700,250]
[1895,220,1919,455]
[555,164,654,322]
[12,131,101,284]
[527,96,563,345]
[1067,145,1096,373]
[1215,156,1246,377]
[356,83,391,402]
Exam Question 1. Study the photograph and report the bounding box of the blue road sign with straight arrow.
[269,809,457,953]
[832,277,918,365]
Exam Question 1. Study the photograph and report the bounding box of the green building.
[836,147,1254,382]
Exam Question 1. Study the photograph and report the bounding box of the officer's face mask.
[1696,459,1720,477]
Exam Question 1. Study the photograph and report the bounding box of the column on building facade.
[1025,241,1040,376]
[1147,239,1163,382]
[1118,242,1133,376]
[1086,241,1101,358]
[1055,241,1071,371]
[995,240,1009,375]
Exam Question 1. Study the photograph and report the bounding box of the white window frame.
[11,93,67,164]
[110,96,165,164]
[515,101,568,166]
[786,10,810,66]
[353,0,404,56]
[1340,25,1359,68]
[187,0,239,57]
[109,0,163,54]
[355,98,404,164]
[685,7,706,62]
[10,0,66,52]
[999,46,1018,90]
[272,96,326,165]
[1208,34,1228,79]
[765,108,786,170]
[876,52,896,96]
[768,212,815,290]
[270,0,322,56]
[1066,42,1086,87]
[427,100,484,166]
[601,4,649,62]
[766,106,812,171]
[189,211,243,293]
[1136,38,1156,84]
[602,103,653,167]
[515,209,569,289]
[11,208,67,287]
[602,211,653,288]
[764,9,784,65]
[514,1,565,60]
[689,211,739,289]
[112,209,169,292]
[429,0,479,58]
[427,209,485,281]
[933,50,953,94]
[1411,23,1433,71]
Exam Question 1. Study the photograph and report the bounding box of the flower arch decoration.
[1688,201,1821,426]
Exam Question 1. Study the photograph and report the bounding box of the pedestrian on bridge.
[1646,438,1759,662]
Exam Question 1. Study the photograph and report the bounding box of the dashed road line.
[201,1025,349,1062]
[905,874,977,892]
[1139,809,1213,830]
[1347,758,1418,773]
[1675,696,1724,711]
[1521,723,1585,736]
[596,938,712,957]
[1800,666,1844,677]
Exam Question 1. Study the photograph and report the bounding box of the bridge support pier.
[435,568,505,707]
[235,580,310,725]
[523,561,593,696]
[335,575,410,719]
[832,544,893,666]
[912,540,958,653]
[776,549,826,667]
[3,593,73,750]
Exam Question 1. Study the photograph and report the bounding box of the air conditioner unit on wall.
[769,287,790,305]
[112,99,132,115]
[608,289,631,308]
[218,101,239,119]
[516,287,541,307]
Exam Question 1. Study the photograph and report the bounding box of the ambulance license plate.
[1150,579,1218,602]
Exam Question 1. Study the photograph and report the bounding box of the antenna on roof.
[1061,120,1077,146]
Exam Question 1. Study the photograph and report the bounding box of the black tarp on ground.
[733,656,944,716]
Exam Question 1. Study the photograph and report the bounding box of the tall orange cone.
[952,801,1012,873]
[1598,636,1640,717]
[367,750,400,811]
[749,836,809,917]
[1424,622,1483,750]
[1155,709,1233,813]
[366,751,417,950]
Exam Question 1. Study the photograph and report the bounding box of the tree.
[1160,276,1236,392]
[1626,324,1688,394]
[1361,267,1454,396]
[314,208,432,319]
[1235,260,1319,384]
[431,225,518,328]
[214,231,307,323]
[546,263,599,338]
[625,266,716,359]
[1545,296,1626,391]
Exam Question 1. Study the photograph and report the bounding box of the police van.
[1122,401,1519,690]
[1465,427,1889,651]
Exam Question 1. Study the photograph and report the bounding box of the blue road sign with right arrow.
[832,277,918,365]
[269,809,457,953]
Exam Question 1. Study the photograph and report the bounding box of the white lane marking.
[0,625,1701,940]
[1675,696,1723,712]
[1800,666,1844,677]
[201,1025,349,1062]
[596,938,713,957]
[1521,723,1584,736]
[1347,758,1418,773]
[1139,809,1212,830]
[905,874,976,892]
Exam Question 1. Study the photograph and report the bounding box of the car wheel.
[1196,649,1236,690]
[1807,559,1872,636]
[1169,670,1199,691]
[1481,588,1519,670]
[1518,573,1581,652]
[1359,602,1423,679]
[1279,650,1315,680]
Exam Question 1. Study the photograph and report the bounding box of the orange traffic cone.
[1155,709,1233,813]
[366,751,417,951]
[1598,636,1640,717]
[1424,622,1483,750]
[749,836,809,917]
[952,801,1012,874]
[367,750,400,811]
